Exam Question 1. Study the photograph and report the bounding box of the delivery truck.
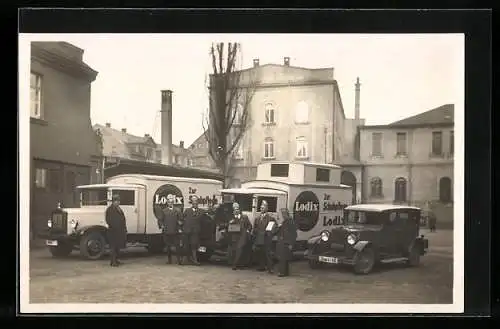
[217,161,353,252]
[43,174,223,260]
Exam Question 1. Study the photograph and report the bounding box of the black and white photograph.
[19,32,464,313]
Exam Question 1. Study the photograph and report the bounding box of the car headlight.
[320,231,330,242]
[70,219,78,229]
[47,219,52,228]
[347,234,357,245]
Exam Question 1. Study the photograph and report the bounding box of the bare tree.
[202,42,257,187]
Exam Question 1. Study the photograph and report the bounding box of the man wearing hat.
[159,194,184,265]
[105,194,128,267]
[183,196,204,265]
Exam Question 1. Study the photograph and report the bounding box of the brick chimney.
[253,58,260,67]
[160,90,173,165]
[355,77,361,120]
[179,141,184,149]
[121,128,127,133]
[105,122,111,128]
[284,57,290,66]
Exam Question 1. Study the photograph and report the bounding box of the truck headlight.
[47,219,52,228]
[320,231,330,242]
[347,234,357,245]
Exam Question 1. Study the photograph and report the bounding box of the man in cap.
[275,208,297,277]
[229,202,253,270]
[252,200,277,273]
[105,194,128,267]
[159,194,184,265]
[183,196,204,265]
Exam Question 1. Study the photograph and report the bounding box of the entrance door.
[341,171,357,204]
[111,188,139,234]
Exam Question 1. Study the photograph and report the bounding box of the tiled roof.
[389,104,454,127]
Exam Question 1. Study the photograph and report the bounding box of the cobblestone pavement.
[29,230,454,304]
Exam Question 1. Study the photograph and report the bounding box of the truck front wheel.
[80,231,106,260]
[48,242,73,258]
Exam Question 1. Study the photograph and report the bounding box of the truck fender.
[75,225,108,240]
[353,240,372,252]
[307,235,321,245]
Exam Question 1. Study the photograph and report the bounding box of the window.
[234,142,244,159]
[30,72,43,119]
[439,177,452,203]
[65,171,76,193]
[223,193,254,212]
[112,189,135,206]
[394,177,407,202]
[233,104,244,125]
[296,137,308,158]
[372,132,382,156]
[156,150,162,160]
[146,148,153,160]
[257,196,278,213]
[187,159,194,166]
[316,168,330,182]
[396,132,407,155]
[264,139,274,159]
[35,168,47,188]
[135,145,140,153]
[295,101,309,123]
[81,188,108,206]
[271,164,289,177]
[346,211,384,226]
[432,131,443,156]
[174,155,179,164]
[264,103,275,124]
[450,131,454,155]
[49,169,62,193]
[370,177,383,197]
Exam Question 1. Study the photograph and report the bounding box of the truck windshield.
[222,193,254,212]
[345,211,383,225]
[81,188,108,206]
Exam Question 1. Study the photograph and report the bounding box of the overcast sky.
[23,34,464,146]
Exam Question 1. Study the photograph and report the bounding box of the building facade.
[30,41,101,238]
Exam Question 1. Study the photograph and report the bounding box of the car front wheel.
[353,247,376,274]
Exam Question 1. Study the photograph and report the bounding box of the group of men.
[105,194,298,277]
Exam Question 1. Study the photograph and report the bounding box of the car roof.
[345,204,421,212]
[220,187,287,195]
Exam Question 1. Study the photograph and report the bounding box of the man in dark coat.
[159,194,184,265]
[105,194,128,267]
[276,208,298,277]
[252,200,277,273]
[183,196,204,265]
[229,202,253,270]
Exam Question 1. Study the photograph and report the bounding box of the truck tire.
[48,242,73,258]
[80,231,106,260]
[353,247,376,275]
[199,248,213,263]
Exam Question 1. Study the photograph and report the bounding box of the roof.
[220,188,287,195]
[108,174,223,185]
[77,183,144,189]
[389,104,454,127]
[345,204,421,212]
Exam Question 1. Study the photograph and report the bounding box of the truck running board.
[379,257,408,264]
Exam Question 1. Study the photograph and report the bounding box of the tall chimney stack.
[160,90,173,165]
[354,77,361,120]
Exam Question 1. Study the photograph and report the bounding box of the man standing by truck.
[229,202,253,270]
[183,196,203,265]
[276,208,297,277]
[252,200,277,273]
[159,195,184,265]
[105,194,127,267]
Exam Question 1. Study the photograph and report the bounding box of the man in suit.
[105,194,128,267]
[252,200,277,273]
[229,202,252,270]
[159,194,184,265]
[183,196,204,265]
[276,208,298,277]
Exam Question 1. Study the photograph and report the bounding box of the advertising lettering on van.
[321,193,349,226]
[293,191,320,232]
[188,187,219,208]
[153,184,184,220]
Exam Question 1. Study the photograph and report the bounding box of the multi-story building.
[188,132,216,170]
[30,41,102,238]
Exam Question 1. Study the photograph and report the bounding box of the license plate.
[198,246,206,253]
[318,256,339,264]
[46,240,58,246]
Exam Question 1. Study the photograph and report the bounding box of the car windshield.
[81,188,109,206]
[345,210,384,225]
[222,193,253,212]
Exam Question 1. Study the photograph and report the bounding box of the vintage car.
[305,204,429,274]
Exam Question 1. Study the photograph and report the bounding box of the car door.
[393,210,411,253]
[111,188,139,234]
[380,210,400,255]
